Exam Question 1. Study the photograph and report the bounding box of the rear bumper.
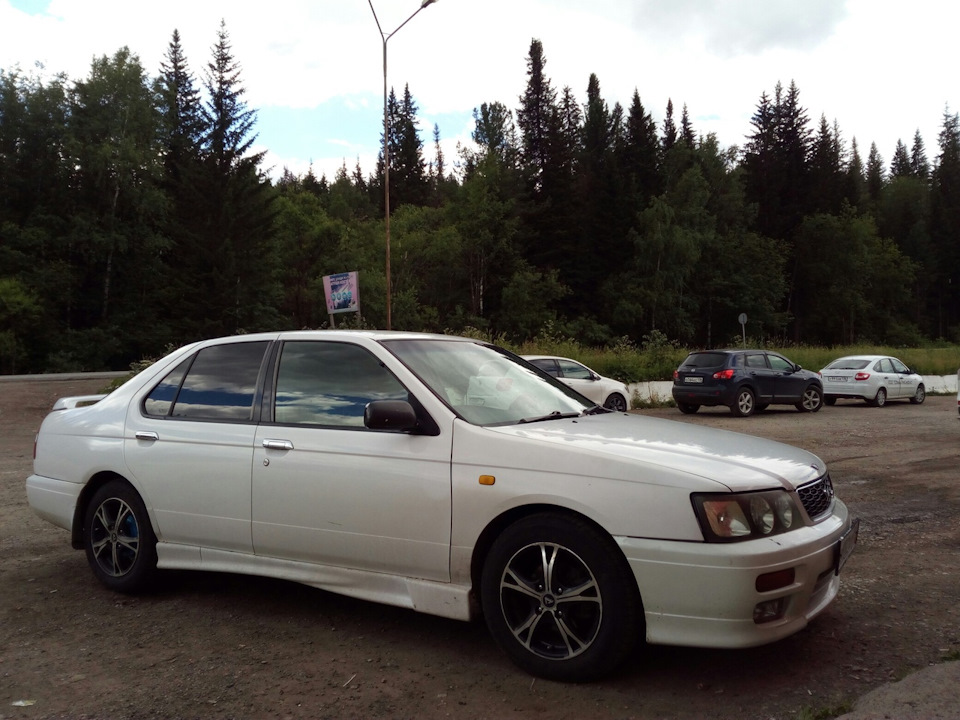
[26,474,81,533]
[619,499,854,649]
[672,384,735,407]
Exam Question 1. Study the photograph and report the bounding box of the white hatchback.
[522,355,630,412]
[27,331,857,681]
[819,355,925,407]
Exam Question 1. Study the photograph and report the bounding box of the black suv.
[672,350,824,417]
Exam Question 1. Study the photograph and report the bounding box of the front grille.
[797,474,835,520]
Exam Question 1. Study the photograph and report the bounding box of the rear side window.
[144,342,270,421]
[683,352,728,369]
[529,358,560,377]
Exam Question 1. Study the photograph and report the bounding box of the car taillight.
[713,369,735,380]
[673,369,679,379]
[855,372,870,381]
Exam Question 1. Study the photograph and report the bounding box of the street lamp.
[368,0,437,331]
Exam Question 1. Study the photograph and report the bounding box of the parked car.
[672,349,824,417]
[818,355,925,407]
[522,355,630,411]
[27,331,857,682]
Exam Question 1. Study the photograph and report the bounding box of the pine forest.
[2,27,959,375]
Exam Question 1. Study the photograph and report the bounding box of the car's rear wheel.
[730,388,755,417]
[481,513,641,682]
[796,385,824,412]
[871,387,887,407]
[677,403,699,414]
[910,385,926,404]
[84,480,157,593]
[604,393,628,412]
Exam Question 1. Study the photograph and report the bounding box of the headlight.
[691,489,803,542]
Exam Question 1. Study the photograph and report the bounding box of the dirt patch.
[2,379,959,719]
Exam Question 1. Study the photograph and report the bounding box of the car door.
[557,359,604,405]
[875,358,900,398]
[251,339,453,582]
[744,352,776,402]
[890,357,915,398]
[768,353,806,402]
[124,340,271,553]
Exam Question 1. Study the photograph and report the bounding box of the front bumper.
[618,499,854,649]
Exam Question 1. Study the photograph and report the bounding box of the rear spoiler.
[52,395,108,410]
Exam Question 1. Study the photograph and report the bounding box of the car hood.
[488,412,824,492]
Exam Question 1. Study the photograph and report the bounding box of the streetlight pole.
[368,0,437,331]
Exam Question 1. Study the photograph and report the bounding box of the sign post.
[738,313,748,348]
[323,272,360,328]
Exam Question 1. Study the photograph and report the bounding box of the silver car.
[819,355,925,407]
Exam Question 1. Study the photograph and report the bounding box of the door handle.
[262,439,294,451]
[135,431,159,441]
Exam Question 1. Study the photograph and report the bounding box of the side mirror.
[364,400,418,431]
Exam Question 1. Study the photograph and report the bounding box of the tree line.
[1,28,958,374]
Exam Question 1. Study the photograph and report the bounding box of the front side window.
[273,341,408,427]
[558,359,592,380]
[891,358,909,373]
[767,355,794,372]
[145,341,270,421]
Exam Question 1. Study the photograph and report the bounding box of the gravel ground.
[1,378,958,720]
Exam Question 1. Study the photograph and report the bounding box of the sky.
[1,0,957,183]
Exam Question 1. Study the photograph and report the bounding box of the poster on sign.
[323,272,359,314]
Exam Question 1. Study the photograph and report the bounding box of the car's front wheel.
[604,393,628,412]
[796,385,824,412]
[83,480,157,593]
[910,384,926,404]
[481,513,641,682]
[730,388,755,417]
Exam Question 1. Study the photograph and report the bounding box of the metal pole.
[369,0,436,331]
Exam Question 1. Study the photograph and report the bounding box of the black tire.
[796,385,823,413]
[871,387,887,407]
[910,384,926,404]
[755,403,770,412]
[824,396,837,406]
[481,513,642,682]
[604,393,628,412]
[83,480,157,593]
[730,387,755,417]
[677,403,699,415]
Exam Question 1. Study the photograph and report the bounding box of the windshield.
[827,358,870,370]
[383,339,593,426]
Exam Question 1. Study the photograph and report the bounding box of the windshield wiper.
[517,410,582,424]
[582,404,609,415]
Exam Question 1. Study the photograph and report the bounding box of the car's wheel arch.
[469,503,638,612]
[71,472,155,549]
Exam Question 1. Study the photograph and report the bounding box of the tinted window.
[529,358,561,377]
[558,359,592,380]
[683,352,727,369]
[745,353,768,369]
[827,358,870,370]
[170,342,269,420]
[767,355,794,372]
[144,357,191,416]
[273,341,408,427]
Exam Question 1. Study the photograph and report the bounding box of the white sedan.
[522,355,630,411]
[819,355,925,407]
[27,331,857,682]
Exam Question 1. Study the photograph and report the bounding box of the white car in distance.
[522,355,630,412]
[27,331,857,682]
[818,355,925,407]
